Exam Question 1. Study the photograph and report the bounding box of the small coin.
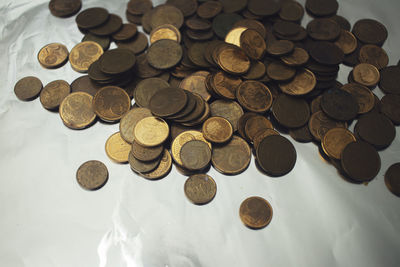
[239,196,273,229]
[355,113,395,149]
[14,76,43,101]
[129,150,161,173]
[92,86,131,122]
[307,18,341,41]
[197,0,223,19]
[212,13,243,39]
[184,174,217,205]
[119,107,153,143]
[352,19,388,46]
[352,63,380,87]
[133,116,169,147]
[59,92,96,129]
[281,47,309,66]
[358,44,388,70]
[140,149,172,179]
[150,4,184,29]
[236,81,273,113]
[112,23,138,41]
[240,29,266,60]
[49,0,81,18]
[115,32,148,54]
[37,43,69,69]
[272,94,310,128]
[305,0,338,17]
[179,71,211,102]
[341,83,375,114]
[40,80,71,110]
[385,163,400,197]
[147,39,182,70]
[322,128,356,160]
[210,100,244,132]
[131,140,163,162]
[76,160,108,190]
[180,140,212,171]
[321,89,358,121]
[89,14,123,36]
[217,45,250,75]
[279,68,316,96]
[211,135,251,175]
[149,87,187,117]
[244,115,274,142]
[379,66,400,95]
[308,110,347,142]
[341,141,381,182]
[134,78,169,108]
[171,130,211,166]
[69,41,103,73]
[76,7,109,29]
[334,30,357,55]
[380,94,400,125]
[150,24,181,44]
[105,132,131,163]
[202,116,233,144]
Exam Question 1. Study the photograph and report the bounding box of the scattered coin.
[279,0,304,22]
[266,61,296,82]
[140,149,172,179]
[150,4,184,29]
[352,63,380,87]
[197,1,223,19]
[40,80,71,110]
[37,43,69,69]
[352,19,388,46]
[334,30,357,55]
[240,29,266,60]
[307,18,341,41]
[131,140,163,162]
[180,140,212,171]
[134,116,169,147]
[167,0,197,17]
[70,75,102,96]
[119,107,153,143]
[248,0,281,17]
[59,92,96,129]
[279,68,316,96]
[385,163,400,197]
[76,7,110,29]
[49,0,82,18]
[115,32,149,54]
[322,128,356,160]
[180,71,211,102]
[225,27,248,47]
[69,41,104,72]
[289,125,313,143]
[149,87,187,117]
[134,78,169,108]
[212,13,243,39]
[171,130,211,166]
[217,45,250,75]
[253,128,280,148]
[14,76,43,101]
[92,86,131,122]
[202,116,233,144]
[358,44,388,69]
[105,132,131,163]
[184,174,217,205]
[127,0,153,15]
[76,160,108,190]
[305,0,338,17]
[147,39,182,70]
[244,115,274,142]
[99,48,136,75]
[239,196,273,229]
[82,33,111,51]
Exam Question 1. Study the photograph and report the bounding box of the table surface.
[1,0,400,266]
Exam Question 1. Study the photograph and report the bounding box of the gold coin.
[202,116,233,143]
[225,26,247,47]
[184,174,217,205]
[105,132,131,163]
[40,80,71,110]
[133,116,169,147]
[239,196,273,229]
[279,68,316,96]
[352,63,380,87]
[150,24,181,44]
[119,107,153,143]
[37,43,69,69]
[76,160,108,191]
[59,92,96,129]
[69,41,103,72]
[322,128,356,160]
[92,86,131,122]
[140,149,172,180]
[171,130,211,166]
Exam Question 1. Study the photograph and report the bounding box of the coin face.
[133,117,169,147]
[147,39,183,70]
[334,30,357,55]
[352,63,380,87]
[322,128,356,160]
[308,111,347,142]
[239,196,273,229]
[82,33,111,51]
[134,78,169,108]
[59,92,96,129]
[171,130,211,166]
[119,107,153,143]
[210,71,242,100]
[127,0,153,15]
[14,76,43,101]
[149,87,187,117]
[105,132,131,163]
[38,43,69,69]
[49,0,82,18]
[202,116,233,144]
[217,45,250,75]
[89,14,123,36]
[240,29,266,60]
[279,68,316,96]
[266,61,296,82]
[379,66,400,95]
[244,115,274,142]
[69,41,104,73]
[197,0,223,19]
[305,0,338,17]
[253,129,280,149]
[309,41,344,65]
[237,81,273,113]
[40,80,71,110]
[352,19,388,46]
[272,94,310,128]
[184,174,216,204]
[266,40,294,57]
[385,163,400,197]
[307,18,341,41]
[280,47,309,66]
[150,24,181,44]
[180,140,212,171]
[321,89,358,121]
[76,160,108,190]
[150,4,184,29]
[341,83,375,114]
[140,149,172,179]
[92,86,131,122]
[358,44,388,70]
[98,48,136,75]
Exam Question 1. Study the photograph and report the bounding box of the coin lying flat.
[40,80,71,110]
[180,71,211,102]
[150,5,184,29]
[272,94,310,128]
[69,41,104,73]
[119,107,153,143]
[149,87,187,117]
[131,140,163,162]
[236,81,273,113]
[244,115,273,142]
[385,163,400,197]
[253,128,280,149]
[76,7,109,29]
[380,94,400,125]
[133,116,169,147]
[209,71,241,100]
[379,66,400,95]
[184,174,217,205]
[266,40,294,57]
[352,63,380,87]
[239,196,273,229]
[171,130,211,166]
[38,43,69,69]
[322,128,356,160]
[307,18,341,41]
[321,89,358,121]
[279,68,316,96]
[358,44,388,70]
[112,23,138,41]
[49,0,82,18]
[202,116,233,144]
[59,92,96,129]
[14,76,43,101]
[92,86,131,122]
[76,160,108,190]
[105,132,131,163]
[209,100,244,132]
[99,48,136,75]
[341,83,375,114]
[140,149,172,179]
[334,30,357,55]
[147,39,183,70]
[216,45,250,75]
[281,47,309,67]
[90,14,123,36]
[267,61,296,82]
[180,140,211,171]
[134,78,169,108]
[352,19,388,46]
[116,32,149,54]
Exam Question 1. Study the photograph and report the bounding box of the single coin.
[341,141,381,182]
[92,86,131,122]
[134,78,169,108]
[59,92,96,129]
[180,140,212,171]
[307,18,341,41]
[150,24,181,44]
[212,13,243,39]
[379,66,400,95]
[131,140,163,162]
[245,115,274,142]
[236,81,273,113]
[272,94,310,128]
[115,32,148,54]
[289,125,313,143]
[279,0,304,21]
[322,128,356,160]
[380,94,400,125]
[352,63,380,87]
[140,149,172,179]
[99,48,136,75]
[150,5,184,29]
[40,80,71,110]
[76,160,108,190]
[171,131,211,166]
[167,0,197,17]
[69,41,103,72]
[197,1,223,19]
[127,0,153,15]
[341,83,374,114]
[90,14,123,36]
[334,30,357,55]
[184,174,217,204]
[308,111,347,141]
[37,43,69,69]
[105,132,131,163]
[211,135,251,175]
[225,27,248,47]
[253,129,280,149]
[82,33,110,51]
[309,41,344,65]
[355,113,395,149]
[202,116,233,144]
[147,39,182,70]
[305,0,338,17]
[112,23,137,41]
[321,89,358,121]
[239,196,273,229]
[279,68,316,96]
[49,0,81,18]
[385,163,400,197]
[149,87,187,117]
[133,116,169,147]
[352,19,388,46]
[248,0,281,16]
[266,61,296,82]
[358,44,388,70]
[210,100,244,132]
[266,40,294,57]
[217,46,250,75]
[179,71,211,102]
[76,7,109,29]
[129,151,161,174]
[240,29,266,60]
[14,76,43,101]
[119,107,153,143]
[210,71,242,100]
[281,47,309,67]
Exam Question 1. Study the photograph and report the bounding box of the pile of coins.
[13,0,400,229]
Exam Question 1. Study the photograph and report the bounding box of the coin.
[225,27,247,47]
[179,71,211,102]
[239,196,273,229]
[185,17,212,31]
[266,61,296,82]
[272,94,310,128]
[305,0,338,17]
[150,4,184,29]
[280,47,308,67]
[134,78,169,108]
[236,81,273,113]
[217,45,250,75]
[119,107,153,143]
[253,128,280,149]
[129,150,161,173]
[82,33,111,51]
[289,125,313,143]
[248,0,281,16]
[202,116,233,144]
[321,89,358,121]
[212,13,243,39]
[334,30,357,55]
[279,0,304,22]
[167,0,197,17]
[90,14,123,36]
[149,87,187,117]
[177,94,207,124]
[115,32,148,54]
[211,135,251,175]
[140,149,172,179]
[40,80,71,110]
[210,100,244,132]
[49,0,81,18]
[385,163,400,197]
[76,160,108,190]
[171,130,211,166]
[379,66,400,95]
[180,140,211,171]
[105,132,131,163]
[309,41,344,65]
[37,43,69,69]
[197,1,223,19]
[240,29,266,60]
[131,140,163,162]
[352,63,380,87]
[308,111,347,142]
[75,7,109,29]
[184,174,217,205]
[147,39,182,70]
[92,86,131,122]
[322,128,356,160]
[14,76,43,101]
[380,94,400,125]
[150,24,181,44]
[59,92,96,129]
[69,41,103,73]
[307,18,341,41]
[112,23,138,41]
[279,68,316,96]
[358,44,388,70]
[133,116,169,147]
[98,48,136,75]
[127,0,153,15]
[244,115,273,142]
[340,83,374,114]
[352,19,388,46]
[341,141,381,182]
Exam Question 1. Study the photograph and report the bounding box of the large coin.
[59,92,96,129]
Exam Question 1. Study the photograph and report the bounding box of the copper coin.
[115,32,148,54]
[267,61,296,82]
[147,39,182,70]
[341,141,381,182]
[380,94,400,125]
[176,94,207,124]
[179,71,211,102]
[202,116,233,144]
[127,0,153,15]
[244,115,273,142]
[279,0,304,22]
[341,83,375,114]
[358,44,388,70]
[59,92,96,129]
[240,29,266,60]
[225,27,248,47]
[233,19,266,39]
[242,61,266,80]
[134,117,169,147]
[307,18,341,41]
[140,149,172,179]
[321,89,358,121]
[76,160,108,190]
[14,76,42,101]
[352,63,380,87]
[266,40,294,57]
[149,87,187,117]
[239,196,273,229]
[70,75,100,97]
[379,66,400,95]
[355,113,395,149]
[329,15,351,31]
[279,68,316,96]
[171,130,211,166]
[352,19,388,46]
[134,78,169,108]
[134,53,162,78]
[334,30,357,55]
[186,17,212,32]
[150,24,181,44]
[211,135,251,175]
[150,4,184,29]
[248,0,281,16]
[167,91,196,120]
[308,111,347,142]
[105,132,131,163]
[237,112,257,140]
[40,80,71,110]
[184,174,217,205]
[272,94,310,128]
[217,45,250,75]
[385,163,400,197]
[49,0,81,18]
[69,41,103,72]
[112,23,138,41]
[289,126,313,143]
[92,86,131,122]
[129,151,161,174]
[167,0,197,17]
[180,140,211,171]
[219,0,247,13]
[273,20,301,37]
[125,11,142,25]
[90,14,122,36]
[75,7,109,29]
[322,128,356,160]
[310,41,344,66]
[197,1,223,19]
[82,33,110,51]
[305,0,338,17]
[212,13,243,39]
[119,107,153,143]
[99,48,136,75]
[253,129,280,149]
[281,47,309,67]
[188,41,212,68]
[236,81,273,113]
[210,100,244,132]
[37,43,69,69]
[131,140,163,162]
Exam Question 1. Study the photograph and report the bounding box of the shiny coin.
[180,140,212,171]
[75,7,109,29]
[236,81,273,113]
[225,27,247,47]
[69,41,103,73]
[322,128,356,160]
[281,47,309,67]
[76,160,108,190]
[133,116,169,147]
[131,140,163,162]
[99,48,136,75]
[202,116,233,144]
[210,100,244,132]
[149,87,187,117]
[92,86,131,122]
[37,43,69,69]
[341,83,375,114]
[272,94,310,128]
[244,115,274,142]
[240,29,266,60]
[40,80,71,110]
[308,111,347,142]
[59,92,96,129]
[184,174,217,205]
[134,78,169,108]
[352,63,380,87]
[140,149,172,179]
[129,150,161,173]
[321,89,358,121]
[385,163,400,197]
[14,76,43,101]
[119,107,153,143]
[358,44,388,70]
[279,68,316,96]
[239,196,273,229]
[150,24,181,44]
[171,130,211,166]
[112,23,138,41]
[105,132,131,163]
[147,39,182,70]
[49,0,81,18]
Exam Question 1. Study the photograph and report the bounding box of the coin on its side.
[40,80,71,110]
[140,149,172,180]
[59,92,96,129]
[202,116,233,144]
[76,160,108,190]
[239,196,273,229]
[93,86,131,122]
[14,76,43,101]
[119,107,153,143]
[38,43,69,69]
[184,174,217,205]
[105,132,131,163]
[69,41,104,73]
[133,116,169,147]
[322,128,356,160]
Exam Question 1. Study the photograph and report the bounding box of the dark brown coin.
[184,174,217,205]
[134,53,162,78]
[238,112,257,140]
[82,33,110,51]
[385,163,400,197]
[92,86,131,122]
[281,47,309,67]
[279,0,304,22]
[149,87,187,117]
[240,29,266,60]
[279,68,316,96]
[310,95,322,114]
[49,0,81,18]
[150,4,184,29]
[76,160,108,190]
[40,80,71,110]
[352,19,388,46]
[380,94,400,125]
[308,110,347,141]
[242,61,266,80]
[211,135,251,175]
[180,140,212,171]
[341,141,381,182]
[98,48,136,75]
[341,83,375,114]
[197,1,223,19]
[14,76,43,101]
[168,91,196,120]
[129,151,161,173]
[188,42,212,68]
[289,125,313,143]
[202,116,233,144]
[244,115,273,141]
[257,135,296,176]
[210,100,244,131]
[329,15,351,31]
[266,40,294,56]
[185,18,212,31]
[125,11,142,25]
[307,18,341,41]
[147,39,182,70]
[248,0,281,16]
[272,94,310,128]
[186,28,214,41]
[219,0,247,13]
[359,44,388,70]
[253,129,280,149]
[355,113,395,149]
[127,0,153,15]
[71,75,101,97]
[76,7,109,29]
[379,66,400,95]
[141,8,155,33]
[236,81,273,113]
[233,19,266,39]
[210,71,241,100]
[321,89,358,121]
[166,0,197,17]
[273,21,301,37]
[115,32,148,54]
[176,94,207,124]
[305,0,338,17]
[212,13,243,39]
[239,196,273,229]
[131,140,163,162]
[266,61,296,82]
[112,23,137,41]
[310,41,344,65]
[89,14,122,36]
[180,71,211,101]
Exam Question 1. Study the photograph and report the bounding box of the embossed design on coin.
[38,43,69,69]
[69,41,104,73]
[184,174,217,205]
[59,92,96,129]
[239,196,273,229]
